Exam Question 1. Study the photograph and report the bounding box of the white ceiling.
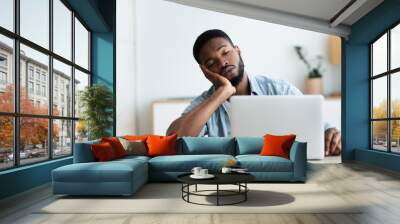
[165,0,384,38]
[226,0,353,23]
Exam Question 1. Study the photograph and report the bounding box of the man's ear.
[234,45,241,55]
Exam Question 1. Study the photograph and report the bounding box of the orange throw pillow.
[259,134,296,159]
[101,137,127,158]
[146,134,177,157]
[91,142,117,161]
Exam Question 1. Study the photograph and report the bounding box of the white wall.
[116,0,137,135]
[135,0,341,135]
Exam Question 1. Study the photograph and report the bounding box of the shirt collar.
[248,75,262,95]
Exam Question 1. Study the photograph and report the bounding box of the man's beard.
[230,56,244,86]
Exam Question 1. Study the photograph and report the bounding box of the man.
[167,29,341,156]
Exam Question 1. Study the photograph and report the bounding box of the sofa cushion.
[53,158,148,183]
[178,137,235,155]
[236,155,293,172]
[91,142,118,161]
[74,139,100,163]
[148,154,235,172]
[260,134,296,159]
[115,155,150,163]
[146,134,177,157]
[124,135,149,141]
[101,137,127,158]
[235,137,263,155]
[118,138,148,156]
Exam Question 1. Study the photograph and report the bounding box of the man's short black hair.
[193,29,234,64]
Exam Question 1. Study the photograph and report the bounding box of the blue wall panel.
[0,158,72,199]
[343,0,400,172]
[91,32,115,135]
[92,33,114,88]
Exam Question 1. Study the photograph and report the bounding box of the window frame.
[370,20,400,154]
[0,0,92,171]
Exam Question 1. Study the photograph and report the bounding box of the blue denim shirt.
[182,75,333,137]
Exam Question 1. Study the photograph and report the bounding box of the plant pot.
[305,78,323,94]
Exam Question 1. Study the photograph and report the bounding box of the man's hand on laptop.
[325,127,341,156]
[200,65,236,98]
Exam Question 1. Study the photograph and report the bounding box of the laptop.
[229,95,324,160]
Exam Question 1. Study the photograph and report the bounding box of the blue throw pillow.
[235,137,263,155]
[178,137,235,155]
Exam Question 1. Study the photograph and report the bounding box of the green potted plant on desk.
[79,84,113,140]
[294,45,324,94]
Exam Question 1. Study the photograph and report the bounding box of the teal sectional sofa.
[52,137,307,196]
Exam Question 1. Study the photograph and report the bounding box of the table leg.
[217,184,219,206]
[195,184,197,192]
[245,183,247,201]
[181,184,183,199]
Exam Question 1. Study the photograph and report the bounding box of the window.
[0,116,13,170]
[53,0,72,60]
[28,67,34,80]
[0,54,7,67]
[53,119,72,158]
[0,0,14,32]
[0,35,13,113]
[36,83,40,95]
[20,0,49,49]
[28,81,34,94]
[20,117,49,165]
[0,54,8,89]
[0,71,6,85]
[0,0,91,170]
[75,18,89,70]
[35,70,40,81]
[371,23,400,154]
[53,59,71,117]
[42,85,46,97]
[74,69,89,119]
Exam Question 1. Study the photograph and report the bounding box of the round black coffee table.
[177,173,255,206]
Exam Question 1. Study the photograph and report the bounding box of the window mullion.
[388,30,391,153]
[13,0,20,167]
[370,45,373,149]
[71,10,76,155]
[48,0,54,160]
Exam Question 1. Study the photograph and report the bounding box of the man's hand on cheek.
[324,127,341,156]
[200,65,231,88]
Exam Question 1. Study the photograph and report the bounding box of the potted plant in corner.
[294,46,324,94]
[79,84,113,140]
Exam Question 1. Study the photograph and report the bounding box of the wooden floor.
[1,160,400,224]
